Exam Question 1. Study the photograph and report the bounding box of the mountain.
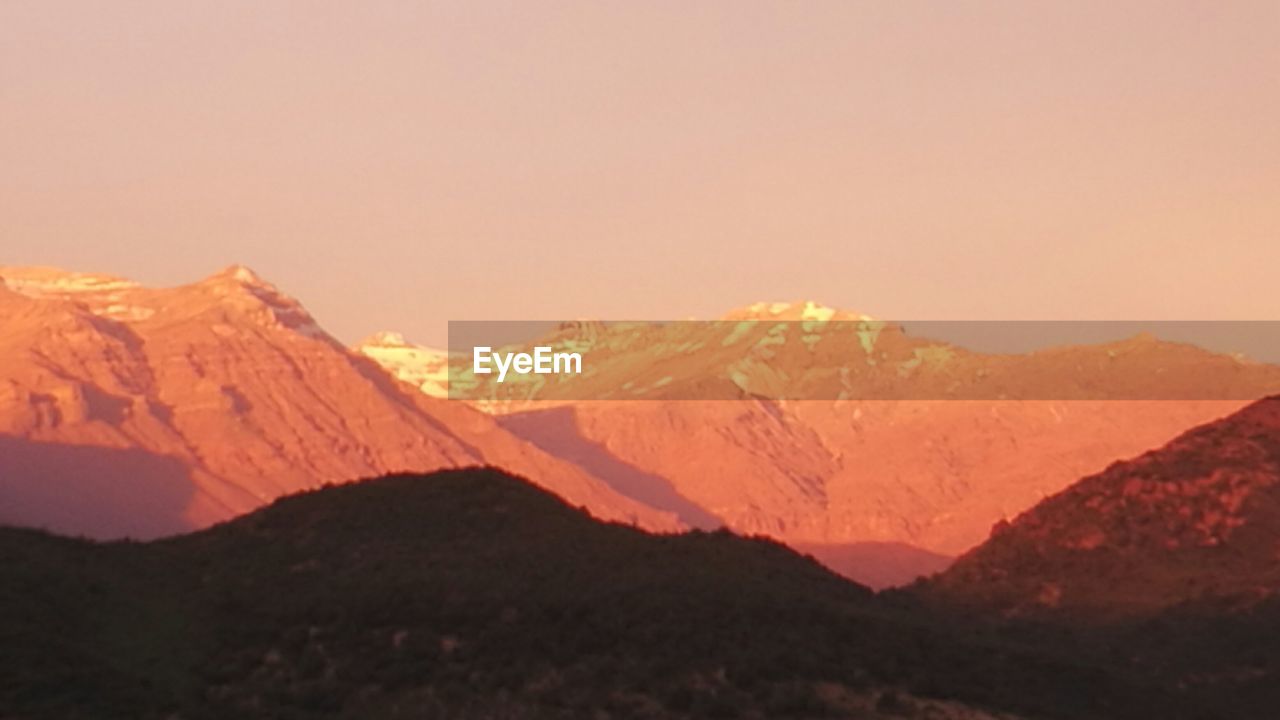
[0,266,677,538]
[930,396,1280,615]
[359,308,1278,582]
[0,466,1198,720]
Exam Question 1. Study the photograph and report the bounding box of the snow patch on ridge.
[102,304,156,321]
[357,331,451,398]
[722,301,875,323]
[800,301,835,322]
[0,267,140,297]
[230,265,261,284]
[366,331,409,347]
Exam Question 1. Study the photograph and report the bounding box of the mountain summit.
[720,300,875,322]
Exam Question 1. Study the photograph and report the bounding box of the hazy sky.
[3,1,1277,346]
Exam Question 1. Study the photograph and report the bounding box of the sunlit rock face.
[0,265,680,540]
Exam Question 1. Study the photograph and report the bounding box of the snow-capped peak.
[355,331,449,398]
[721,301,873,322]
[359,331,412,349]
[201,264,272,289]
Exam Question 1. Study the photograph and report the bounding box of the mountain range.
[6,265,1280,717]
[3,265,1278,588]
[359,301,1280,582]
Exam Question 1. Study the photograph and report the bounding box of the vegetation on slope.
[13,459,1280,719]
[0,467,1150,720]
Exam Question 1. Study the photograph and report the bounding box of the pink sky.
[2,1,1277,346]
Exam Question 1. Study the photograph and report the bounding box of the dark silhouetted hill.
[1,467,1167,720]
[912,396,1280,719]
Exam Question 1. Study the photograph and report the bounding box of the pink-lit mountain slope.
[0,266,677,538]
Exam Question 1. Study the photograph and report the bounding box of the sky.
[2,1,1277,347]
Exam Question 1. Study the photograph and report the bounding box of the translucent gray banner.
[445,320,1280,401]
